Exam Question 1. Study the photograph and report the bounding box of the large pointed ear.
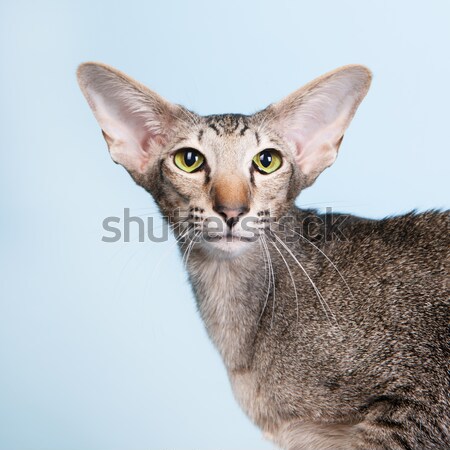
[263,65,372,187]
[77,62,183,174]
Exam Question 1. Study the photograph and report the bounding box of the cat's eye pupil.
[260,150,273,168]
[184,150,198,167]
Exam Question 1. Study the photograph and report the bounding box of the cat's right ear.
[77,62,181,175]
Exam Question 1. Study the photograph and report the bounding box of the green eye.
[174,148,205,173]
[252,149,282,174]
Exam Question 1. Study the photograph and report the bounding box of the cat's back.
[313,209,449,403]
[314,209,450,330]
[290,208,449,309]
[335,210,449,296]
[349,209,449,262]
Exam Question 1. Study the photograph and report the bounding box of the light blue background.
[1,1,449,449]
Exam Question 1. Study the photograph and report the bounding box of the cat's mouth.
[199,230,259,255]
[205,232,256,242]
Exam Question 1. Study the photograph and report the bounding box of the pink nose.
[213,204,249,228]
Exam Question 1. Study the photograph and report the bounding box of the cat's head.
[77,63,371,256]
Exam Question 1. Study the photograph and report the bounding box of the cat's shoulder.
[357,209,448,239]
[378,208,449,229]
[296,207,448,240]
[343,209,449,255]
[295,207,449,254]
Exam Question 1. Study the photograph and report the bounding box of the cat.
[77,62,449,449]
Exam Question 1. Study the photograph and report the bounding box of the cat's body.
[187,207,449,449]
[77,63,450,449]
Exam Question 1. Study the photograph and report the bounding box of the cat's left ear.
[77,62,184,175]
[263,65,372,187]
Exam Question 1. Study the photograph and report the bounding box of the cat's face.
[146,113,300,255]
[77,63,371,256]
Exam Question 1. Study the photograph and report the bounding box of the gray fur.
[183,206,449,449]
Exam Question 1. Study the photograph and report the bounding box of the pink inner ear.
[97,111,156,173]
[268,65,371,186]
[283,124,339,183]
[285,129,306,162]
[97,94,166,172]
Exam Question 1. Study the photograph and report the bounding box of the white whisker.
[182,230,201,267]
[261,234,276,328]
[274,222,355,303]
[270,232,340,329]
[269,239,299,322]
[257,236,272,326]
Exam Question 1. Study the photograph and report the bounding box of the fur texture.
[77,63,449,449]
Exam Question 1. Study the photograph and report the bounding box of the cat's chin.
[201,236,256,258]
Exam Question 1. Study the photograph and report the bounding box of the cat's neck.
[184,244,266,371]
[180,207,324,371]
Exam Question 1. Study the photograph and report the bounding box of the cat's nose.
[213,204,249,228]
[211,175,250,228]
